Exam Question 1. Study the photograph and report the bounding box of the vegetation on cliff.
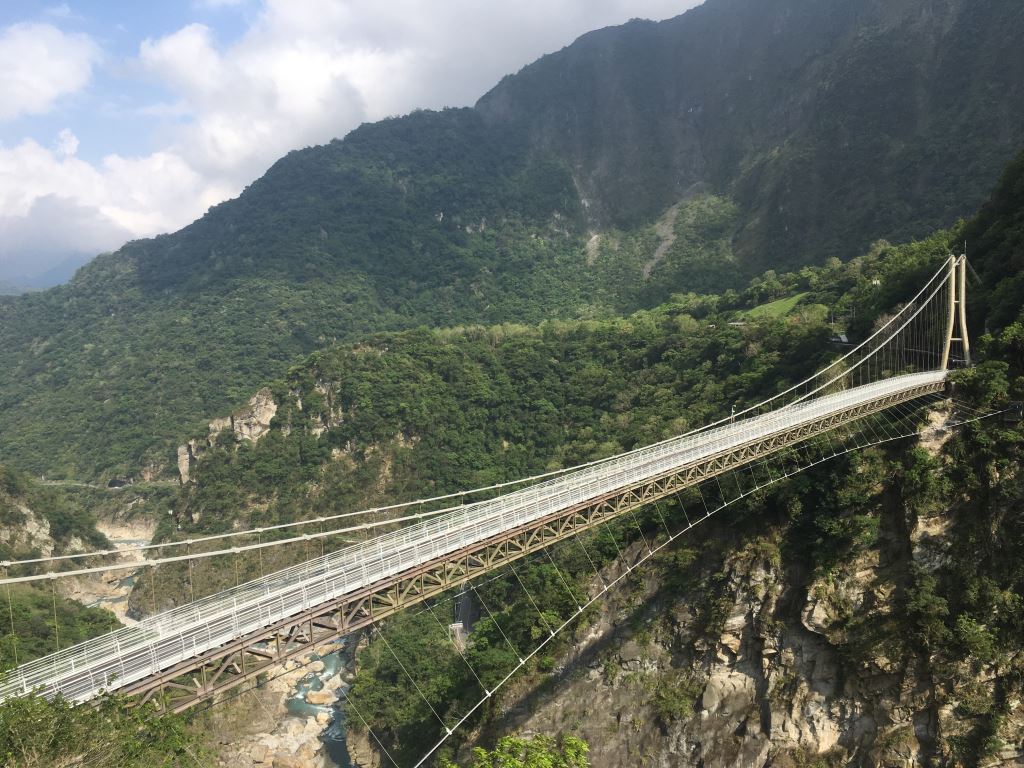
[441,735,589,768]
[0,694,206,768]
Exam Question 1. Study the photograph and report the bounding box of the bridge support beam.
[942,254,973,369]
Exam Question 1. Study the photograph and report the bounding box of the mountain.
[2,0,1024,481]
[0,278,27,295]
[477,0,1024,270]
[0,111,606,479]
[13,253,97,291]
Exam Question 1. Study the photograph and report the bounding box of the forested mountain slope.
[0,111,593,479]
[480,0,1024,269]
[2,0,1022,483]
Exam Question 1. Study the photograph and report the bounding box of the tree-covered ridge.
[0,180,737,482]
[0,109,588,480]
[131,110,584,293]
[177,301,826,535]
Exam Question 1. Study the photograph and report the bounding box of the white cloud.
[0,195,131,281]
[0,22,99,121]
[136,19,370,183]
[55,128,79,157]
[0,135,212,281]
[0,138,105,219]
[0,1,701,283]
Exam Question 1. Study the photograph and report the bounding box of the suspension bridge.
[0,256,979,739]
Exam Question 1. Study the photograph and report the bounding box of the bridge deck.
[0,371,946,704]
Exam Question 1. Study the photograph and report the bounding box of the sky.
[0,0,703,287]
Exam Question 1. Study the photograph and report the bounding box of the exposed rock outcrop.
[347,728,384,768]
[467,538,873,767]
[0,504,54,557]
[213,652,340,768]
[177,444,193,484]
[233,388,278,443]
[177,388,279,483]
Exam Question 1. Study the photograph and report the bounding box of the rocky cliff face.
[472,544,920,766]
[0,504,56,558]
[178,388,279,483]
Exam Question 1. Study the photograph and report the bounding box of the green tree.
[0,694,209,768]
[441,734,589,768]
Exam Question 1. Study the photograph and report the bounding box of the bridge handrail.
[0,371,945,703]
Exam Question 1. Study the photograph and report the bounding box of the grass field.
[745,292,809,319]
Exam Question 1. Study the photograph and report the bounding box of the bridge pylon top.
[942,254,972,370]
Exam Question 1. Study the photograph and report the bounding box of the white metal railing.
[0,370,945,704]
